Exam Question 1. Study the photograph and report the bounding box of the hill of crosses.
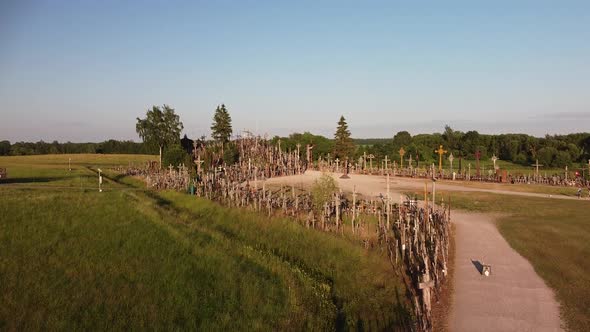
[121,133,452,331]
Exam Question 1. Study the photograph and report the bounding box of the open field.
[0,155,411,330]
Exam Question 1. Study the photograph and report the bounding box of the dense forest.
[2,126,589,169]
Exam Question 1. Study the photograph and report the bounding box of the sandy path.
[266,171,563,331]
[450,211,562,332]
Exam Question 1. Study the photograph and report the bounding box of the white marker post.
[98,168,103,192]
[68,158,72,171]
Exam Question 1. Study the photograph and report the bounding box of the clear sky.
[1,0,589,142]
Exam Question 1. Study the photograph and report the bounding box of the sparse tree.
[333,116,354,160]
[136,105,183,168]
[211,104,233,145]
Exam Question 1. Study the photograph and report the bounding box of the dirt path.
[266,171,564,331]
[450,211,562,331]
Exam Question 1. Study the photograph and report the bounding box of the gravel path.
[266,171,564,331]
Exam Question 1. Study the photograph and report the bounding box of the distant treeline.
[3,127,590,169]
[272,127,590,169]
[0,140,157,156]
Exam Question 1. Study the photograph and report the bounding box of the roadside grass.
[432,179,580,197]
[0,154,412,330]
[405,190,589,332]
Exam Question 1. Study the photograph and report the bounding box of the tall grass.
[0,154,412,330]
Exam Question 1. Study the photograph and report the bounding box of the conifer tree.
[211,104,233,144]
[333,115,354,159]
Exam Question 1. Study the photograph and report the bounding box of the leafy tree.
[392,131,412,148]
[211,104,233,144]
[333,116,354,159]
[0,141,10,156]
[136,105,184,167]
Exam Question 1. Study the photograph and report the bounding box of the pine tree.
[333,115,354,159]
[211,104,233,144]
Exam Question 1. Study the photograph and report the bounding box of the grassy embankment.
[0,155,412,330]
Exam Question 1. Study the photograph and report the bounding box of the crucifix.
[491,154,498,170]
[399,147,406,168]
[306,144,313,165]
[448,153,454,173]
[192,141,199,159]
[383,155,389,171]
[168,164,175,175]
[195,155,204,174]
[434,145,447,171]
[367,154,375,170]
[335,158,340,172]
[475,150,481,177]
[531,159,543,179]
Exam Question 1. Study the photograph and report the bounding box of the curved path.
[265,171,563,331]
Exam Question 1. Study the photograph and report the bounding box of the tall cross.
[475,150,482,177]
[168,164,175,175]
[434,145,447,171]
[192,141,199,159]
[383,155,389,170]
[531,159,543,178]
[367,154,375,170]
[335,158,340,172]
[491,154,498,170]
[399,147,406,168]
[448,153,454,172]
[407,154,413,169]
[195,155,204,174]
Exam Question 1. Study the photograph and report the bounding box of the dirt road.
[266,171,563,331]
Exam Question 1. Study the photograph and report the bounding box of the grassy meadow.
[0,155,411,330]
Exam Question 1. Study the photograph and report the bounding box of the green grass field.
[431,191,589,332]
[0,155,411,330]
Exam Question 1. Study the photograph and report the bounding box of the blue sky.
[1,0,589,142]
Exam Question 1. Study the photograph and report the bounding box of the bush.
[311,173,338,213]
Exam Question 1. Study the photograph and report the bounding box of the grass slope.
[0,154,411,330]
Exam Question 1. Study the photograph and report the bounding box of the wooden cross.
[448,153,454,173]
[475,150,482,177]
[367,154,375,170]
[192,141,199,159]
[491,154,498,170]
[531,159,543,178]
[434,145,447,171]
[195,155,204,174]
[399,147,406,168]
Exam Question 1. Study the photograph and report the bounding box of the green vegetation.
[136,105,184,167]
[439,191,589,331]
[0,154,411,330]
[333,116,355,160]
[210,104,233,145]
